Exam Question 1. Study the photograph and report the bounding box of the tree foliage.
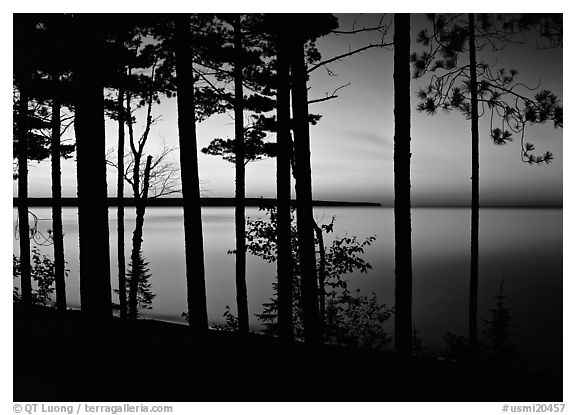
[201,127,276,164]
[12,14,76,178]
[481,279,516,365]
[115,249,155,316]
[240,207,391,350]
[13,246,69,305]
[412,13,562,165]
[444,278,516,366]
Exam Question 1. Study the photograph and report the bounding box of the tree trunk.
[51,75,66,311]
[393,13,413,358]
[117,84,127,319]
[468,13,480,353]
[174,14,209,331]
[126,89,140,201]
[290,36,321,345]
[275,26,294,342]
[128,155,152,320]
[74,15,112,318]
[15,15,31,305]
[313,222,326,337]
[233,15,249,334]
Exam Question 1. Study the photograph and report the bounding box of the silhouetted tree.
[14,16,75,309]
[312,222,327,334]
[21,15,71,311]
[210,305,239,332]
[50,76,66,311]
[467,13,481,352]
[36,17,74,312]
[201,14,390,341]
[269,15,392,342]
[521,14,562,47]
[274,21,294,342]
[103,18,183,317]
[494,14,562,48]
[73,15,112,317]
[103,24,134,319]
[287,14,393,345]
[128,155,153,320]
[147,14,252,329]
[125,249,155,316]
[44,16,75,312]
[287,16,339,344]
[201,129,275,164]
[411,325,426,358]
[290,32,321,345]
[393,13,413,358]
[174,14,208,330]
[196,14,279,334]
[482,279,516,367]
[13,246,68,305]
[119,62,179,317]
[232,15,249,333]
[412,13,562,351]
[14,15,77,312]
[12,99,61,177]
[14,14,33,306]
[244,207,390,349]
[102,17,153,319]
[116,81,127,319]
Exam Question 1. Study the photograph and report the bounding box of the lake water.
[12,206,562,371]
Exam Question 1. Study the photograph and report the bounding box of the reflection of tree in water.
[240,207,392,350]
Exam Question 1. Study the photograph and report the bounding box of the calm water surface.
[13,206,562,371]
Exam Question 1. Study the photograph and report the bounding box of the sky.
[13,13,563,206]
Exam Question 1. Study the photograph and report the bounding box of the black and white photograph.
[11,10,566,405]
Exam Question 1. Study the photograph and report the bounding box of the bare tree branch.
[308,82,351,104]
[307,42,393,74]
[332,14,391,35]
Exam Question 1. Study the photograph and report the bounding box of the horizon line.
[12,197,562,209]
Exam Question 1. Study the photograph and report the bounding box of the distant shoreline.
[12,198,562,208]
[13,197,382,208]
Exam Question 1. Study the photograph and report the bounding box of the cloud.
[311,127,393,164]
[341,129,392,148]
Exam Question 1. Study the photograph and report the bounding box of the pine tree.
[174,14,209,330]
[481,279,516,366]
[20,14,78,312]
[411,13,562,351]
[14,14,33,306]
[197,14,278,334]
[274,19,294,342]
[73,14,113,317]
[124,249,155,318]
[393,13,413,358]
[128,156,153,320]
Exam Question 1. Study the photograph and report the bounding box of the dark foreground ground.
[14,304,562,402]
